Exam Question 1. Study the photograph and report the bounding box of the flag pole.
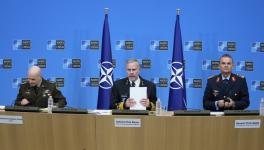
[104,8,109,14]
[176,8,180,15]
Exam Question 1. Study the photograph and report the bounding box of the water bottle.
[156,98,162,116]
[48,96,53,114]
[260,98,264,116]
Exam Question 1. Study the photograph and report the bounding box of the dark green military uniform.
[15,78,67,108]
[203,73,249,111]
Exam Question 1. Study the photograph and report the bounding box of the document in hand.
[129,87,147,110]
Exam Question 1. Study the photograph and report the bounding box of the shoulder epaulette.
[20,82,27,85]
[47,80,56,84]
[236,74,245,78]
[208,75,217,79]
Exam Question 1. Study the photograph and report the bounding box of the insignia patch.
[216,77,220,82]
[213,90,219,97]
[236,74,244,78]
[232,76,236,82]
[25,91,31,95]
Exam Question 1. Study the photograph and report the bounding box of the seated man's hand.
[217,100,225,108]
[125,98,136,108]
[20,98,30,105]
[224,98,235,109]
[140,98,150,107]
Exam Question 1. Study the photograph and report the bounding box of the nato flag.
[97,13,114,109]
[168,12,187,111]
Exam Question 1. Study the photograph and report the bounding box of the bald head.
[28,66,42,87]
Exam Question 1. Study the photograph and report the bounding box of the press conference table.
[0,111,263,150]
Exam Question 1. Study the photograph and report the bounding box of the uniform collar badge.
[216,77,220,82]
[232,76,236,82]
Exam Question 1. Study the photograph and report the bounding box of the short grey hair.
[126,59,140,69]
[220,54,233,63]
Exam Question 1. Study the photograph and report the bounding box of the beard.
[128,76,137,81]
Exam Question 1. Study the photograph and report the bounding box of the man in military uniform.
[15,66,67,108]
[203,54,249,111]
[110,59,157,110]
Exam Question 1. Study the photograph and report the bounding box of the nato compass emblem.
[170,62,184,89]
[99,61,113,89]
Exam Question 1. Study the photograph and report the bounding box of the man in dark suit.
[15,66,67,108]
[203,54,249,111]
[110,59,157,110]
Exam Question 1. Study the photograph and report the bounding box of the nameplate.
[114,118,141,128]
[0,115,23,124]
[0,105,5,110]
[235,119,261,128]
[88,109,112,115]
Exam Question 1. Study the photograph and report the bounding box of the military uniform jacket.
[203,73,249,111]
[15,78,67,108]
[110,76,157,110]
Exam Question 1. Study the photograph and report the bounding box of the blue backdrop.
[1,0,263,109]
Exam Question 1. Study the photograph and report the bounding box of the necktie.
[223,79,229,85]
[222,79,229,95]
[131,81,136,87]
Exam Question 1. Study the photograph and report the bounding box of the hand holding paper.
[139,98,150,107]
[125,98,136,107]
[129,87,147,110]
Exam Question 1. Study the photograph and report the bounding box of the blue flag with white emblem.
[97,13,113,109]
[168,13,187,111]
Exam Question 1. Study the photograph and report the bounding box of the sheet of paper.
[129,87,147,110]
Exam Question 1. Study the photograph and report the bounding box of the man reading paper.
[110,59,157,110]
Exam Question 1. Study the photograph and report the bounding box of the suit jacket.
[203,73,249,111]
[110,76,157,110]
[15,78,67,108]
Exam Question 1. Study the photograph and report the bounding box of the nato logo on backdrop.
[184,41,202,51]
[138,59,151,69]
[116,40,134,50]
[12,78,27,88]
[13,40,31,50]
[218,41,236,51]
[202,60,220,70]
[47,40,65,50]
[186,78,202,88]
[0,59,12,69]
[251,42,264,52]
[47,77,64,87]
[158,78,168,87]
[236,61,254,71]
[150,40,168,50]
[150,77,168,87]
[63,59,81,69]
[29,59,46,68]
[81,40,99,50]
[251,80,264,91]
[80,77,99,87]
